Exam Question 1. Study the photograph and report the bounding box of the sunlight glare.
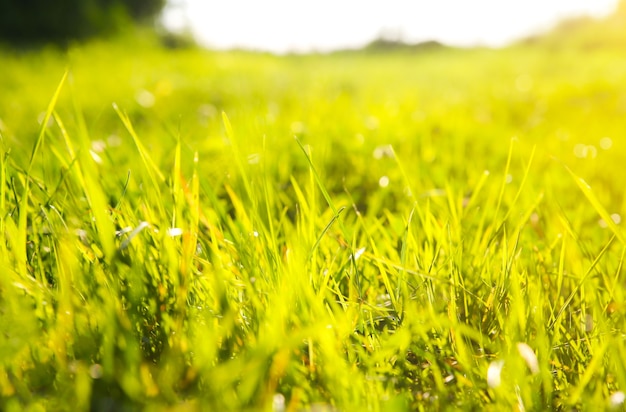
[167,0,619,53]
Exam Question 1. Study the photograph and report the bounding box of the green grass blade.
[566,165,626,245]
[113,103,166,187]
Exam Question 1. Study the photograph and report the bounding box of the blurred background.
[0,0,623,51]
[163,0,620,52]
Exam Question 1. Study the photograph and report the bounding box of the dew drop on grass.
[91,140,106,153]
[198,103,217,118]
[107,134,122,147]
[574,144,585,158]
[365,116,379,130]
[373,145,394,159]
[599,214,621,228]
[530,213,540,225]
[587,145,598,158]
[379,176,389,188]
[68,361,78,373]
[600,137,613,150]
[505,174,513,184]
[574,144,597,159]
[89,364,103,379]
[376,294,391,306]
[37,112,55,127]
[135,89,155,108]
[76,229,88,244]
[290,121,305,134]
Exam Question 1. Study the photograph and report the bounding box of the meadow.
[1,18,626,410]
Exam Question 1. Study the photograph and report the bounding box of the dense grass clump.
[1,30,626,411]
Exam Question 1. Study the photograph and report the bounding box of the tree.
[0,0,167,44]
[124,0,167,22]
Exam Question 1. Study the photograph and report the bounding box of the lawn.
[1,18,626,411]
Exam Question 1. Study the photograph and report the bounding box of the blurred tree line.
[0,0,166,44]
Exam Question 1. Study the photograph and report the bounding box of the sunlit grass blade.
[567,339,610,405]
[498,144,536,225]
[294,136,339,216]
[549,233,615,330]
[294,136,364,298]
[182,151,200,279]
[309,206,345,262]
[566,165,626,245]
[113,103,166,188]
[15,71,68,276]
[27,70,68,175]
[222,112,255,205]
[0,133,7,245]
[69,95,116,260]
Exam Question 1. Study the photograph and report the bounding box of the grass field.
[1,14,626,411]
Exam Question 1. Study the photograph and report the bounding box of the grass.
[1,20,626,410]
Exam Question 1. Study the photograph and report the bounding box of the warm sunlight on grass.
[1,15,626,410]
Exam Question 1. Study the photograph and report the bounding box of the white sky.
[162,0,619,53]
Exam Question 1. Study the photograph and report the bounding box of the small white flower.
[120,221,150,250]
[610,391,625,408]
[273,393,286,412]
[517,342,539,375]
[167,227,183,237]
[487,360,505,388]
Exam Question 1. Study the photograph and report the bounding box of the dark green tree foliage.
[0,0,166,44]
[124,0,166,21]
